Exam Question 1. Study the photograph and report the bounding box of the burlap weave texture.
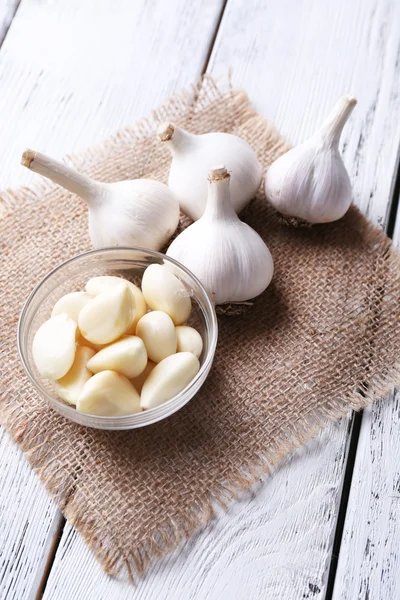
[1,77,400,580]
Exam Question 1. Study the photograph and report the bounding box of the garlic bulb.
[21,150,180,250]
[158,122,262,220]
[167,165,274,304]
[264,95,357,223]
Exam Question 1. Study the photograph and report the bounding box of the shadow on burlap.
[1,76,400,581]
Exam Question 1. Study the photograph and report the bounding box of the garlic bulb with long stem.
[264,95,357,224]
[166,165,273,304]
[158,123,262,221]
[21,150,180,250]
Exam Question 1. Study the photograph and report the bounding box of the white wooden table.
[1,1,400,598]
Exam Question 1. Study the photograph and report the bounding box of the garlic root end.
[158,122,175,142]
[21,149,37,169]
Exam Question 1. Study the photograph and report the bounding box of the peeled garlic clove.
[176,326,203,358]
[21,150,180,251]
[87,335,147,379]
[76,333,99,351]
[167,166,274,304]
[51,291,92,322]
[141,264,191,325]
[33,313,77,380]
[77,370,141,416]
[131,360,156,393]
[141,352,200,410]
[264,95,357,224]
[136,311,177,363]
[55,346,95,405]
[78,283,135,344]
[85,276,147,333]
[158,122,262,220]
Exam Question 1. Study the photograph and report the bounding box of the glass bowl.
[17,247,218,430]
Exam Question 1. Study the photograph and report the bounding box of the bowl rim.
[17,246,218,428]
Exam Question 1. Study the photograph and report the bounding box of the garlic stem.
[317,95,357,147]
[157,122,193,152]
[204,165,236,220]
[21,149,98,202]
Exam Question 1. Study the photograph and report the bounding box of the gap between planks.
[33,3,231,598]
[324,156,400,600]
[0,0,22,48]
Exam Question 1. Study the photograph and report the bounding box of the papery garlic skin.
[78,283,135,344]
[21,150,180,250]
[141,264,191,325]
[33,313,77,380]
[85,276,147,333]
[158,123,262,221]
[167,165,274,304]
[136,311,177,363]
[176,326,203,358]
[264,95,357,224]
[87,336,147,379]
[141,352,200,410]
[51,291,92,322]
[55,346,95,405]
[77,370,141,416]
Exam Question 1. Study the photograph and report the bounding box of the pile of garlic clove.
[32,269,203,416]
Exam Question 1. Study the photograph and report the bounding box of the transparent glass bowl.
[17,247,218,430]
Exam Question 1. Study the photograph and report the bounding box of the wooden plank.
[0,428,64,600]
[0,0,224,189]
[0,0,20,46]
[0,0,224,597]
[332,212,400,599]
[43,0,400,598]
[43,421,350,599]
[207,0,400,596]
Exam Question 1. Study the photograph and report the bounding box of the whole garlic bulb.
[158,122,262,221]
[264,95,357,223]
[167,165,274,304]
[21,150,180,250]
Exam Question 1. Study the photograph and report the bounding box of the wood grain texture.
[208,0,400,596]
[43,420,351,600]
[211,0,400,228]
[0,0,224,189]
[0,428,63,600]
[332,216,400,600]
[42,1,400,598]
[0,0,223,597]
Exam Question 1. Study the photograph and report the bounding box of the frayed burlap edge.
[2,75,400,581]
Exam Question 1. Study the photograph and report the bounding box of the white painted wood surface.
[332,213,400,599]
[333,395,400,600]
[0,0,223,188]
[1,0,400,598]
[43,420,351,600]
[0,0,223,598]
[42,1,400,599]
[0,428,63,600]
[0,0,20,45]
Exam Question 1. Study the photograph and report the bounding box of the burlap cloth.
[1,77,400,580]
